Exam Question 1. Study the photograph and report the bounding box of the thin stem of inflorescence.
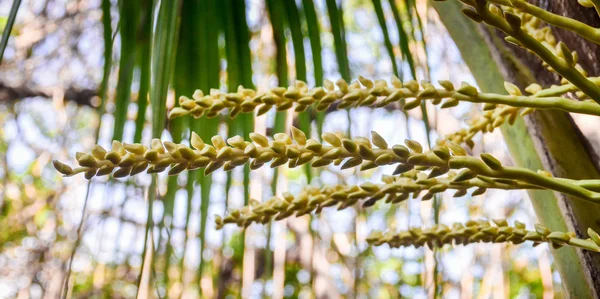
[481,0,600,44]
[446,0,600,103]
[367,220,600,253]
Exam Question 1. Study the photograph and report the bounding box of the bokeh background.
[0,0,578,298]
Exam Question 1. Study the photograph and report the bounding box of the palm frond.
[0,0,21,63]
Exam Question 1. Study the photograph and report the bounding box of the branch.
[0,82,97,107]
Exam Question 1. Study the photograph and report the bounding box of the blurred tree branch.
[0,82,97,106]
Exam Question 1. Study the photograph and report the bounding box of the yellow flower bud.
[77,154,98,168]
[227,135,246,149]
[504,82,522,96]
[53,160,74,175]
[105,151,122,165]
[290,127,307,146]
[404,139,423,153]
[305,139,322,152]
[322,132,341,147]
[371,131,388,149]
[97,165,114,176]
[92,145,107,160]
[375,153,394,165]
[216,147,235,160]
[249,133,270,147]
[211,135,227,150]
[113,167,131,178]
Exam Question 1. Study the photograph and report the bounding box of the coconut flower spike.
[53,128,406,179]
[215,172,543,229]
[54,129,600,204]
[169,77,600,122]
[216,168,600,229]
[367,220,600,253]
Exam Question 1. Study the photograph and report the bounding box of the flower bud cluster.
[500,4,590,83]
[168,76,600,124]
[445,98,522,147]
[54,129,600,203]
[431,1,600,145]
[367,219,600,252]
[53,128,449,179]
[215,171,538,229]
[448,0,600,102]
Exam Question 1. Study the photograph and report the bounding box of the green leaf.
[372,0,400,77]
[401,0,432,147]
[231,0,254,224]
[263,0,289,282]
[136,0,182,296]
[325,0,352,137]
[150,0,181,139]
[175,0,222,291]
[284,0,307,82]
[302,0,323,85]
[302,0,325,137]
[113,0,140,141]
[388,0,415,79]
[386,0,416,154]
[98,0,114,113]
[160,0,189,287]
[133,0,153,144]
[0,0,21,63]
[284,0,312,183]
[221,0,254,292]
[267,0,288,85]
[326,0,350,81]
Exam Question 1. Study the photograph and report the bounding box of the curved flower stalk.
[215,172,541,229]
[503,4,590,86]
[367,219,600,253]
[581,0,600,17]
[534,77,600,98]
[444,0,600,102]
[54,129,600,203]
[479,0,600,45]
[167,77,600,121]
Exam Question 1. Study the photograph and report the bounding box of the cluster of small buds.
[53,128,462,180]
[168,76,479,120]
[454,0,586,75]
[500,4,589,84]
[53,127,600,203]
[445,77,600,145]
[444,82,532,146]
[448,0,600,102]
[430,2,600,145]
[446,106,519,147]
[367,219,600,252]
[168,76,600,124]
[215,171,539,229]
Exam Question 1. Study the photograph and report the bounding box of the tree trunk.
[432,0,600,297]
